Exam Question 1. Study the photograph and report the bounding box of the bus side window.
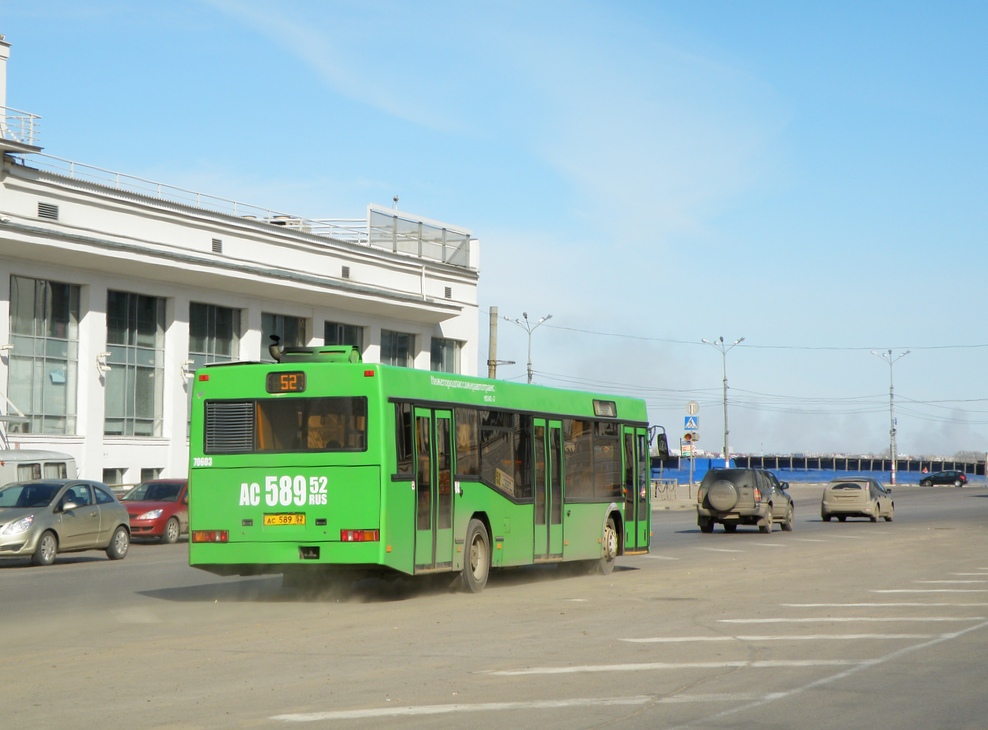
[514,415,533,500]
[593,421,622,500]
[455,408,480,477]
[395,403,413,476]
[564,419,593,500]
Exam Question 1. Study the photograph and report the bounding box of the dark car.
[0,479,130,565]
[120,479,189,543]
[696,468,794,533]
[919,470,968,487]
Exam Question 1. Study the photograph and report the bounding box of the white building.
[0,38,479,486]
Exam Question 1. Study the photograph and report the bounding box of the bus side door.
[413,408,455,571]
[623,426,651,553]
[534,418,564,560]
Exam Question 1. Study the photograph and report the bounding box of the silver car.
[821,477,894,523]
[0,479,131,565]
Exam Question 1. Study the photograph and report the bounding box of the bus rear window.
[204,397,367,454]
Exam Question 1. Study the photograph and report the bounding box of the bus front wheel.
[462,519,490,593]
[595,517,618,575]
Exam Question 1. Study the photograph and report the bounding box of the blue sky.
[3,1,987,458]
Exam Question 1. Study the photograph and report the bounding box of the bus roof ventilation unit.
[280,346,362,364]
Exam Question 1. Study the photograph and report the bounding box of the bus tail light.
[340,529,380,542]
[191,530,229,543]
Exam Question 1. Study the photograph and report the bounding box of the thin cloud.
[205,0,467,133]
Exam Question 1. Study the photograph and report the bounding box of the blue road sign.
[684,416,698,431]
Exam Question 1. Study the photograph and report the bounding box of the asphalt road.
[5,484,988,729]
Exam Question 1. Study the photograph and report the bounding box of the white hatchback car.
[821,477,894,523]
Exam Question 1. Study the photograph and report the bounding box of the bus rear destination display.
[266,371,306,393]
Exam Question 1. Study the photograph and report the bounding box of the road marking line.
[784,602,988,608]
[622,636,736,643]
[751,543,786,548]
[622,634,932,643]
[644,555,680,560]
[874,589,988,593]
[482,659,862,676]
[661,692,787,704]
[271,696,654,722]
[720,617,982,623]
[916,580,988,584]
[696,547,744,553]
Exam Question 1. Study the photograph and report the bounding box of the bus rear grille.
[204,401,255,453]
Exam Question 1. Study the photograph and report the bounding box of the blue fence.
[651,458,977,486]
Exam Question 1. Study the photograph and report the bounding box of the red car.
[120,479,188,543]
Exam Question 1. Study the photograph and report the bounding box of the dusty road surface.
[5,484,988,729]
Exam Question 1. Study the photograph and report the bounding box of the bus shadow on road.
[137,563,638,604]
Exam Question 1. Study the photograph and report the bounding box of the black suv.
[697,468,794,533]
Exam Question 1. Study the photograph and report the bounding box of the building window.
[262,312,307,362]
[381,330,414,367]
[104,291,165,436]
[187,303,240,432]
[431,338,461,373]
[7,275,80,434]
[140,468,161,482]
[325,321,364,352]
[189,302,240,371]
[102,468,124,488]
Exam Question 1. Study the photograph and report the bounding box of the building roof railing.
[0,105,41,150]
[11,148,476,269]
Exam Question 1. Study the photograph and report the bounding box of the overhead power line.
[481,308,988,353]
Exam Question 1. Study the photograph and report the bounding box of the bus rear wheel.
[462,519,490,593]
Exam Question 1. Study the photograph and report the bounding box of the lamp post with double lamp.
[872,348,910,485]
[702,336,745,467]
[505,312,552,384]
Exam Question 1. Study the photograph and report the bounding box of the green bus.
[188,345,665,592]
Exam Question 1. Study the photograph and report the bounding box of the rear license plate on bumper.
[263,513,305,526]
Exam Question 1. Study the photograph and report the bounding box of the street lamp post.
[702,336,745,467]
[872,349,910,485]
[505,312,552,384]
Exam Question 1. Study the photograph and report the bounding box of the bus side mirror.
[654,432,669,459]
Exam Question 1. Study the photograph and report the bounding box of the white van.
[0,450,77,486]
